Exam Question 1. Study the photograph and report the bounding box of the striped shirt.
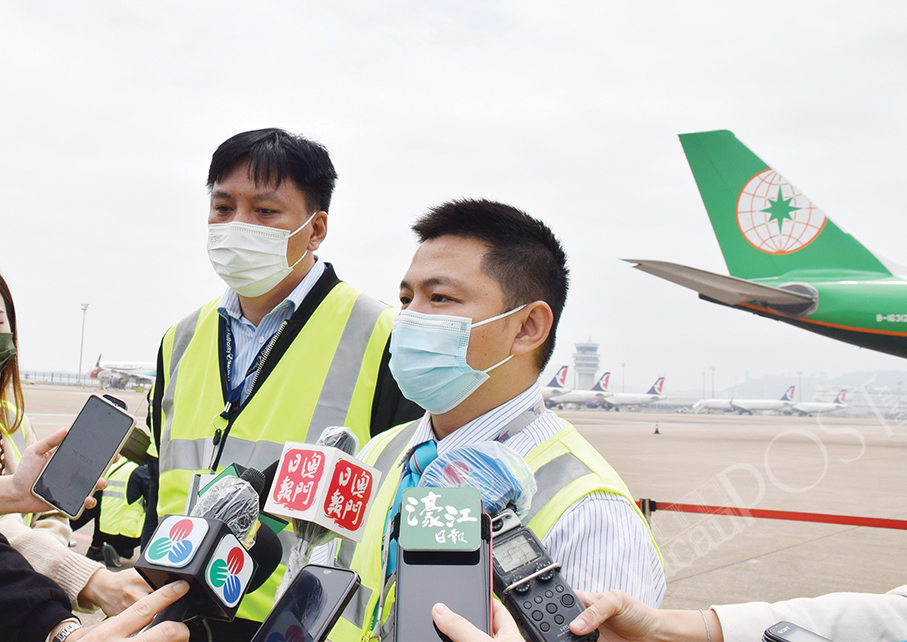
[217,258,326,404]
[314,382,666,607]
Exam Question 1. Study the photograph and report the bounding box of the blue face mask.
[388,305,527,414]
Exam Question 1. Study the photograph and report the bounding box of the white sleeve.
[309,539,339,567]
[713,587,907,642]
[542,492,666,608]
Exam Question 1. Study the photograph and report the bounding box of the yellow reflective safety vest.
[156,276,397,622]
[99,459,144,539]
[329,419,663,642]
[1,401,35,523]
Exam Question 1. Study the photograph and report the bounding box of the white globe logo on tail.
[736,170,827,254]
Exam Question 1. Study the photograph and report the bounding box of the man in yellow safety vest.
[148,129,421,641]
[313,199,666,642]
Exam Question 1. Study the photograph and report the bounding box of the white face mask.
[207,212,317,297]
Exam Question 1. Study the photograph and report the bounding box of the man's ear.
[307,212,328,250]
[510,301,553,356]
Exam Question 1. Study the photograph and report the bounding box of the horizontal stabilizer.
[623,259,813,306]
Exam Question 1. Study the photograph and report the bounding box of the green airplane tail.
[679,130,890,280]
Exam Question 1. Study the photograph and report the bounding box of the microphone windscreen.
[420,442,538,518]
[314,426,358,456]
[241,467,266,497]
[260,460,279,512]
[247,520,283,593]
[191,476,260,541]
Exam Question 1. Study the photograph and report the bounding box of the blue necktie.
[385,439,438,578]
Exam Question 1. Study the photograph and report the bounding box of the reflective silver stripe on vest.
[11,428,26,454]
[336,422,419,629]
[167,436,286,476]
[525,453,593,524]
[102,490,126,500]
[306,294,389,440]
[159,306,204,472]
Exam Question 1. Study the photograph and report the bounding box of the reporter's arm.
[0,533,73,642]
[59,581,190,642]
[569,589,723,642]
[712,588,907,642]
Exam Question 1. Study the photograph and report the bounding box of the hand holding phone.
[32,394,135,519]
[0,426,106,515]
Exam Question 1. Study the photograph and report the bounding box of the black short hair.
[206,128,338,212]
[411,199,569,371]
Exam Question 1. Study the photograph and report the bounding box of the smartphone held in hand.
[32,394,135,519]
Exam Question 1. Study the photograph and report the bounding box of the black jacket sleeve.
[0,534,73,642]
[143,336,167,548]
[369,340,423,437]
[127,464,151,505]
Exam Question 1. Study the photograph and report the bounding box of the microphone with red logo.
[136,467,282,626]
[263,426,381,602]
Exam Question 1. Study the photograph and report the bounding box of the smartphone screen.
[394,544,492,642]
[33,395,135,519]
[251,565,360,642]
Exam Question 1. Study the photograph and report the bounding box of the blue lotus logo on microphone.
[206,535,254,608]
[145,516,209,568]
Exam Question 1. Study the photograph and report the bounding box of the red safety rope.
[636,501,907,531]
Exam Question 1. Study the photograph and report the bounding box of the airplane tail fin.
[679,130,890,280]
[781,385,796,402]
[591,372,610,392]
[647,377,665,395]
[834,390,847,404]
[546,365,569,389]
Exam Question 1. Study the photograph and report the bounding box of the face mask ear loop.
[471,303,528,328]
[287,211,319,238]
[285,211,319,270]
[472,304,527,372]
[483,353,514,374]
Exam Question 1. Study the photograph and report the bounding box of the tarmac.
[21,385,907,617]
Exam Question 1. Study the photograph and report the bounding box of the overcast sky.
[3,1,906,396]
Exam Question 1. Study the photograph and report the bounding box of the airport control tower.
[573,340,600,390]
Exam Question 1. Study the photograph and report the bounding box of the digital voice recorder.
[491,509,598,642]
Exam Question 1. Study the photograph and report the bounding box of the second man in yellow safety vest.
[312,199,666,642]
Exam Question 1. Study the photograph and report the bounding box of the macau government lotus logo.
[264,625,305,642]
[206,536,254,608]
[736,169,827,254]
[145,516,209,568]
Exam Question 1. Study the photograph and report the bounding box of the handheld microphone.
[136,468,281,625]
[265,426,381,601]
[419,443,599,642]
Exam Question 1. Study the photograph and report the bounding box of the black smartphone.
[394,514,492,642]
[251,565,360,642]
[32,394,135,519]
[763,621,833,642]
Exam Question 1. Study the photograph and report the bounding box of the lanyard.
[210,318,287,471]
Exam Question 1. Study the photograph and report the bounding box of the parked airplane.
[597,377,667,411]
[89,355,156,389]
[694,386,795,415]
[546,372,611,408]
[541,365,571,401]
[790,390,848,416]
[626,130,907,359]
